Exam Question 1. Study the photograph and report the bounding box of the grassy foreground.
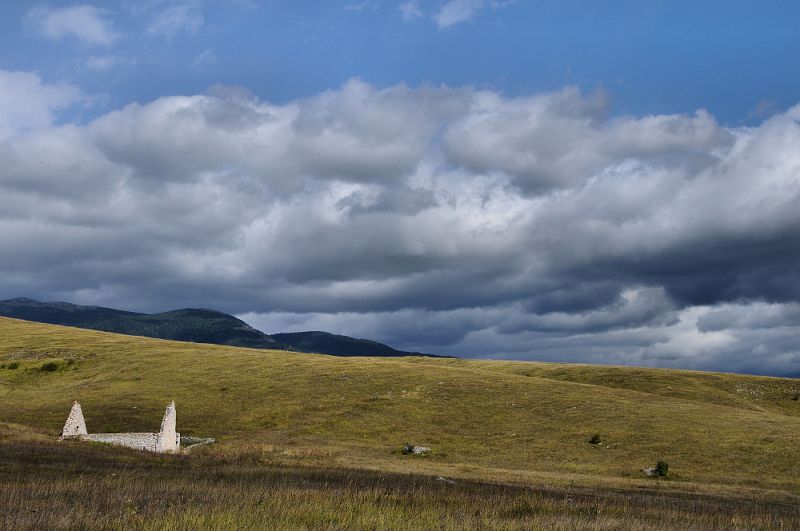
[2,424,798,530]
[2,317,800,528]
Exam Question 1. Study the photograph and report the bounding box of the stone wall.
[81,433,159,452]
[61,401,181,454]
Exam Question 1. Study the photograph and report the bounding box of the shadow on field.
[1,434,799,530]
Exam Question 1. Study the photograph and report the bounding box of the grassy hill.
[0,298,440,358]
[2,316,800,528]
[0,298,285,349]
[272,330,439,358]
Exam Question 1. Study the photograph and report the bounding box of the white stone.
[60,401,87,439]
[156,401,179,453]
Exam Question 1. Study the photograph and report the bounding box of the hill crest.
[0,298,444,358]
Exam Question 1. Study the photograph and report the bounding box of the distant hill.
[0,298,443,358]
[0,298,284,349]
[272,331,439,358]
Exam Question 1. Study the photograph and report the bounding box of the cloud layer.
[1,71,799,375]
[24,4,118,46]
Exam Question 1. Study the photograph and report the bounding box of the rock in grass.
[401,442,431,455]
[642,463,669,478]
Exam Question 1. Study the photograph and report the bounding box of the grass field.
[2,316,800,528]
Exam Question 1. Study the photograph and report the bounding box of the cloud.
[444,87,730,192]
[431,0,515,28]
[435,0,485,28]
[399,0,423,20]
[84,54,133,72]
[146,2,204,38]
[192,49,217,68]
[697,302,800,332]
[496,287,679,335]
[2,70,800,375]
[24,4,119,46]
[0,70,82,140]
[749,99,778,120]
[345,1,379,12]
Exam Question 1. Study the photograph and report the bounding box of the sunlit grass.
[1,316,800,528]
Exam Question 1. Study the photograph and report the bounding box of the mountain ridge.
[0,298,446,358]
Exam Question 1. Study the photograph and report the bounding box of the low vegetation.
[1,317,800,527]
[1,424,798,530]
[39,361,59,372]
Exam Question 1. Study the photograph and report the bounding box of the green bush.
[655,461,669,478]
[401,442,414,455]
[792,392,799,401]
[7,362,19,370]
[588,433,601,445]
[40,362,59,372]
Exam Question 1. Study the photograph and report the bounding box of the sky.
[1,1,800,376]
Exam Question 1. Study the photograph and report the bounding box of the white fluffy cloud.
[24,4,118,46]
[2,69,800,374]
[445,87,731,191]
[0,71,82,140]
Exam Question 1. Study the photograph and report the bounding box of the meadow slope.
[2,316,800,496]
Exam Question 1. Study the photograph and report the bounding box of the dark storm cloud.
[697,302,800,332]
[496,287,679,335]
[2,70,800,374]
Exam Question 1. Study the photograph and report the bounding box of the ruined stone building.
[60,401,180,453]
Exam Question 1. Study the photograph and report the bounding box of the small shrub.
[401,442,414,455]
[7,362,19,370]
[655,461,669,478]
[0,364,4,369]
[588,433,601,445]
[792,392,799,401]
[40,362,59,372]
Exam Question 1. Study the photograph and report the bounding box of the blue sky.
[2,1,799,122]
[2,1,800,375]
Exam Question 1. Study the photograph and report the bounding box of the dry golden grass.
[2,316,800,528]
[1,423,798,530]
